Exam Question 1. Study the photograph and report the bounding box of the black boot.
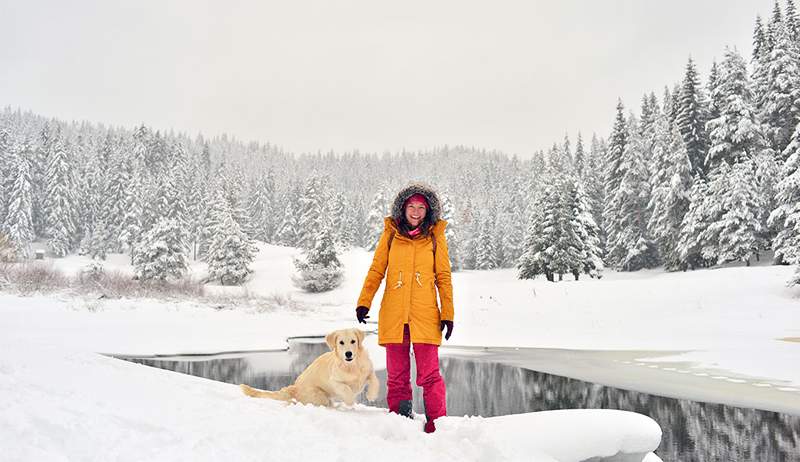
[398,400,413,419]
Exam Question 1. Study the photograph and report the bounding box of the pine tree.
[756,22,800,157]
[710,160,765,265]
[296,175,325,249]
[648,119,693,270]
[566,178,604,279]
[677,175,712,270]
[43,126,77,256]
[574,132,586,177]
[134,217,189,282]
[206,192,258,285]
[4,147,34,260]
[769,122,800,265]
[474,213,497,270]
[676,57,709,176]
[276,182,302,247]
[518,187,556,281]
[787,0,799,42]
[292,223,344,292]
[706,48,765,171]
[603,101,628,258]
[247,170,276,243]
[119,173,144,264]
[606,117,658,271]
[365,185,390,250]
[440,193,461,271]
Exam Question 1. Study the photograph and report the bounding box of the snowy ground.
[3,242,800,460]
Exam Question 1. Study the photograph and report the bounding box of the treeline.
[1,1,799,286]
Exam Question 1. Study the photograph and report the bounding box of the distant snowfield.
[2,242,799,460]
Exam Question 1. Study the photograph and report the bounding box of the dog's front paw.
[367,387,379,402]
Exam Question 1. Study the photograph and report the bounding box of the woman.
[356,182,454,433]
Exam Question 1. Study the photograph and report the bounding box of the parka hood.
[390,182,442,224]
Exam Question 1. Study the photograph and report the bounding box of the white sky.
[0,0,775,157]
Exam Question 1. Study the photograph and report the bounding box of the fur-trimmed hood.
[389,182,442,224]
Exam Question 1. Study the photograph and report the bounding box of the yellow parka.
[357,216,454,345]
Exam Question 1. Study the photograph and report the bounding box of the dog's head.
[325,328,365,363]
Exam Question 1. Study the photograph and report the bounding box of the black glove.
[356,306,370,324]
[440,320,453,340]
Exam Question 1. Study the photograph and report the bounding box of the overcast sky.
[0,0,776,157]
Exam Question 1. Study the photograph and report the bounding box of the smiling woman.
[356,182,455,433]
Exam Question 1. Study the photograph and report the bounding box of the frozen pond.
[121,338,800,462]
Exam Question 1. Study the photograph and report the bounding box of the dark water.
[123,339,800,462]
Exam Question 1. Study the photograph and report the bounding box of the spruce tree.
[43,126,77,257]
[4,148,34,260]
[292,222,344,292]
[247,170,276,243]
[276,182,302,247]
[365,184,390,250]
[756,23,800,157]
[440,193,461,271]
[648,120,693,270]
[606,117,658,271]
[677,175,711,270]
[710,160,765,265]
[206,192,258,285]
[706,48,765,171]
[676,57,709,176]
[603,101,628,259]
[474,214,497,270]
[297,175,325,249]
[769,122,800,265]
[134,217,189,282]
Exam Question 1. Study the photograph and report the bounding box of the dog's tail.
[240,383,296,401]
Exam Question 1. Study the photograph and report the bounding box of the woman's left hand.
[440,320,453,340]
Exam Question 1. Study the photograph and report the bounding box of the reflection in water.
[125,341,800,462]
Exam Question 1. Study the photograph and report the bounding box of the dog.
[240,328,379,407]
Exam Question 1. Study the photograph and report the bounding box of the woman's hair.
[395,205,435,238]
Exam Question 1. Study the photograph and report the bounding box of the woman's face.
[405,201,427,228]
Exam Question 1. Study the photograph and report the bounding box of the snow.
[0,296,661,462]
[3,242,799,460]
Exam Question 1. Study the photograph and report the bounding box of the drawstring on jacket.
[394,271,403,289]
[415,272,423,287]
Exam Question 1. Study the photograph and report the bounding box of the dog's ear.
[325,331,337,351]
[355,329,365,348]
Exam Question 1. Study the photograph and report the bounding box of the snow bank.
[0,338,661,462]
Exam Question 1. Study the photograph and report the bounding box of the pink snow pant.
[385,324,447,421]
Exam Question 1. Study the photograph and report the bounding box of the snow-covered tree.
[677,176,711,270]
[474,213,497,270]
[755,22,800,157]
[133,217,189,282]
[709,160,765,265]
[296,175,326,249]
[676,57,709,175]
[247,170,277,243]
[706,47,765,171]
[605,117,658,271]
[292,223,344,292]
[365,184,391,251]
[276,182,302,247]
[43,126,77,256]
[603,101,628,259]
[769,122,800,266]
[206,192,258,285]
[4,146,35,260]
[648,119,693,270]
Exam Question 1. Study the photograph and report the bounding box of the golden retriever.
[240,328,379,407]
